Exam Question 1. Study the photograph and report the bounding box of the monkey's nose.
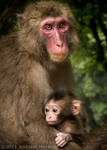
[56,43,63,48]
[56,41,63,48]
[47,116,52,120]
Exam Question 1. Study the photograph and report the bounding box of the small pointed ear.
[17,14,25,28]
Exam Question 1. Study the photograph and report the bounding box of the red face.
[44,100,62,125]
[40,17,69,62]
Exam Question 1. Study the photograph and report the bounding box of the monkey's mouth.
[47,121,56,125]
[51,53,67,62]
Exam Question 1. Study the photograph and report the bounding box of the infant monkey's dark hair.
[47,90,75,102]
[45,90,77,118]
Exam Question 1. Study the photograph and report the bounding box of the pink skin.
[55,132,72,148]
[45,101,61,125]
[40,18,69,61]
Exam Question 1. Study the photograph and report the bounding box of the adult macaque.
[43,91,88,148]
[0,1,81,150]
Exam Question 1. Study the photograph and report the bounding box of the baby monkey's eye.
[53,109,57,112]
[44,24,53,30]
[45,108,49,112]
[58,22,66,29]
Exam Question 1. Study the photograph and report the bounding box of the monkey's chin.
[50,53,67,63]
[47,121,57,125]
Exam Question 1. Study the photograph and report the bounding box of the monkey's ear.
[17,14,25,28]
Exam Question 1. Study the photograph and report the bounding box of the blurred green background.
[0,0,107,129]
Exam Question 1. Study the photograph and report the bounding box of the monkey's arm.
[24,119,82,150]
[59,120,84,134]
[60,120,85,147]
[25,118,57,145]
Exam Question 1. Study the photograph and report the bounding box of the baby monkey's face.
[44,98,81,126]
[44,100,62,125]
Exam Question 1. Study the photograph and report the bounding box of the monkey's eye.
[44,24,53,30]
[45,108,49,112]
[53,109,58,112]
[58,22,66,29]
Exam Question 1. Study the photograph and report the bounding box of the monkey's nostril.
[56,43,63,47]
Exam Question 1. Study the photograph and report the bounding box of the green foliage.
[71,49,107,126]
[90,102,107,124]
[82,74,101,98]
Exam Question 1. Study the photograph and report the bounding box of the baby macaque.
[43,91,88,148]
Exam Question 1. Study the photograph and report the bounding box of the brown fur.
[0,1,81,150]
[83,121,107,150]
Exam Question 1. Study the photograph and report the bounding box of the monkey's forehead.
[45,103,60,109]
[45,99,66,108]
[22,1,73,21]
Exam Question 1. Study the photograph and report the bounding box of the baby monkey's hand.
[55,132,72,148]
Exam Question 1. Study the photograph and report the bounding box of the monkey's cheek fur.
[50,53,68,63]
